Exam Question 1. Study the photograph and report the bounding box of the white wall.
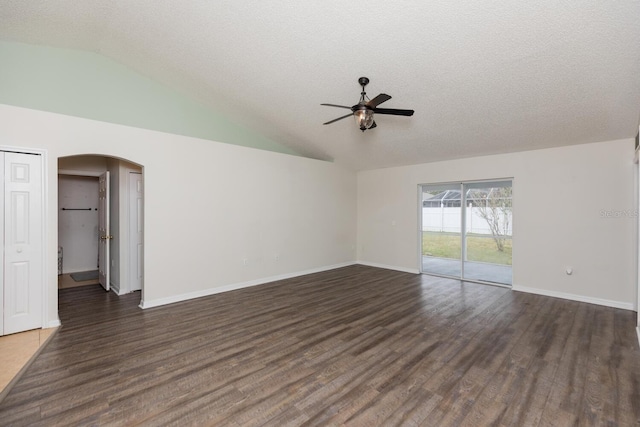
[57,175,99,273]
[0,104,357,326]
[358,139,637,310]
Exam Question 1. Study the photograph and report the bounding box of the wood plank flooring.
[0,265,638,426]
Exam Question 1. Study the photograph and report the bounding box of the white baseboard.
[139,262,357,309]
[512,285,635,311]
[110,282,123,296]
[356,261,420,275]
[46,319,61,328]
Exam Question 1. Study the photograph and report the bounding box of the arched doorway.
[57,155,144,303]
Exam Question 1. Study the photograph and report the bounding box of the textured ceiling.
[1,1,639,170]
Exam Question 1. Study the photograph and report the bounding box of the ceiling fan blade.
[321,103,353,110]
[323,112,354,125]
[366,94,391,108]
[373,108,414,116]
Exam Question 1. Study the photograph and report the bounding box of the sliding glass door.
[420,183,462,278]
[420,180,512,285]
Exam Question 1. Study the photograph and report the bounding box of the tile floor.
[0,273,97,397]
[58,272,99,289]
[0,328,57,395]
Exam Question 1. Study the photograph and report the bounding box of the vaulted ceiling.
[1,1,639,170]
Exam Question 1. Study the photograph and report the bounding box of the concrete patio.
[422,256,512,285]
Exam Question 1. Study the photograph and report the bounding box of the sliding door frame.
[418,178,513,287]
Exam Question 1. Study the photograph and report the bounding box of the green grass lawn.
[422,231,512,265]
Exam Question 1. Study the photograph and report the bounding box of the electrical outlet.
[243,258,249,266]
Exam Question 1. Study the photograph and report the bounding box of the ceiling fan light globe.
[354,109,374,130]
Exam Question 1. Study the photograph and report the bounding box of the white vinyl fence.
[422,206,513,236]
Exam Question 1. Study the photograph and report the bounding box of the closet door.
[1,152,43,335]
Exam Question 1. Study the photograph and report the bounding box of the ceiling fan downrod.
[358,77,370,104]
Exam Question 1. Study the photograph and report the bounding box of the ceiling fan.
[321,77,415,131]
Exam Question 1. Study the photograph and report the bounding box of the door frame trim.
[128,172,143,293]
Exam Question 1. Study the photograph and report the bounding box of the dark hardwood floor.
[0,265,638,426]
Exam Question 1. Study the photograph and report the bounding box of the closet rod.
[61,208,94,211]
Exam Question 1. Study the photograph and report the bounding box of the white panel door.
[129,172,143,292]
[98,171,110,291]
[0,153,4,335]
[2,152,43,335]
